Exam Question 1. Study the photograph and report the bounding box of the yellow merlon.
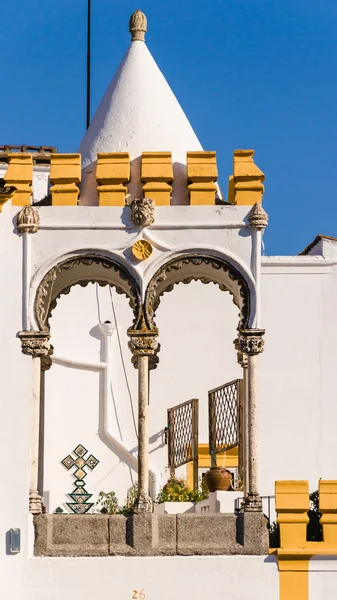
[141,152,173,206]
[228,150,265,206]
[5,153,33,206]
[276,480,309,548]
[187,151,217,205]
[50,154,81,206]
[96,152,130,206]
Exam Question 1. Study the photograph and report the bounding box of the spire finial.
[129,9,147,42]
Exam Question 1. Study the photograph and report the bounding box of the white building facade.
[1,10,337,600]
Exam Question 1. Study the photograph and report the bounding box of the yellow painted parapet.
[275,479,337,551]
[187,151,217,205]
[0,149,266,210]
[50,154,81,206]
[141,152,173,206]
[275,479,337,600]
[5,153,33,206]
[275,481,310,600]
[276,480,310,548]
[96,152,130,206]
[228,150,264,206]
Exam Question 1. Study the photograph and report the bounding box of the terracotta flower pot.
[204,467,232,492]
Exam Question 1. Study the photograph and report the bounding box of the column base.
[243,493,263,512]
[29,490,43,515]
[134,494,153,514]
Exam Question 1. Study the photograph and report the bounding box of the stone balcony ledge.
[34,512,268,557]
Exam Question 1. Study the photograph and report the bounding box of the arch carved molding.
[32,252,253,370]
[144,253,252,331]
[34,253,144,332]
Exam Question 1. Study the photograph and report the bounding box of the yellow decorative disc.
[132,239,153,261]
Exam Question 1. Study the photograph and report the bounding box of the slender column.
[251,228,262,327]
[38,354,53,502]
[138,355,150,505]
[236,347,249,493]
[235,336,249,493]
[243,361,249,496]
[247,354,258,499]
[16,205,40,330]
[128,329,159,513]
[248,202,268,329]
[238,328,265,512]
[22,232,31,330]
[30,356,42,513]
[18,330,51,514]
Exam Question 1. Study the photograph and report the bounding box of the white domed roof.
[78,12,203,205]
[79,38,202,169]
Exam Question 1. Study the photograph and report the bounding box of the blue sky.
[2,1,337,254]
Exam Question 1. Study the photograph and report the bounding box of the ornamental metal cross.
[61,444,99,514]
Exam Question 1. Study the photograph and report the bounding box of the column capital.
[233,337,248,368]
[128,329,160,370]
[238,329,265,355]
[18,330,51,357]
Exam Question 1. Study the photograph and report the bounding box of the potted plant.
[156,477,209,503]
[204,466,233,492]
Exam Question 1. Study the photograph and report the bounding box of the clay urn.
[204,467,232,492]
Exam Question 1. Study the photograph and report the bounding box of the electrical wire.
[109,287,138,438]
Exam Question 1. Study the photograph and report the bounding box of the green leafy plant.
[156,476,209,504]
[187,477,210,503]
[119,483,138,515]
[307,489,322,542]
[269,520,280,548]
[96,484,139,515]
[97,490,119,514]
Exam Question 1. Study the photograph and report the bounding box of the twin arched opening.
[28,249,257,514]
[34,251,254,348]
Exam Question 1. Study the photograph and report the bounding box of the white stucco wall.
[259,259,337,497]
[5,554,279,600]
[309,557,337,600]
[1,200,337,597]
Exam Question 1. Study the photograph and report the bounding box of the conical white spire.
[79,13,202,173]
